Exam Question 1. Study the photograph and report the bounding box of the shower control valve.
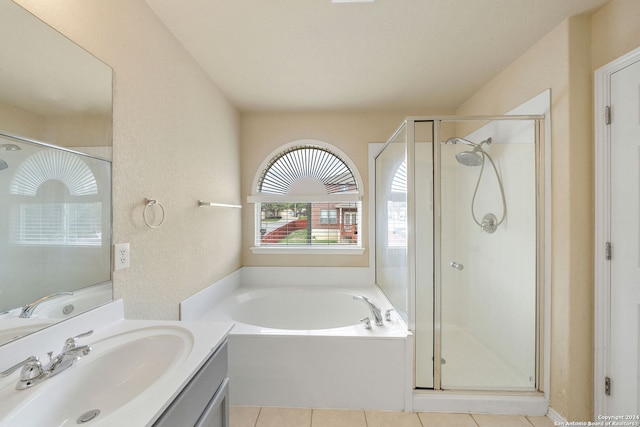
[481,213,498,233]
[360,317,371,329]
[450,261,464,271]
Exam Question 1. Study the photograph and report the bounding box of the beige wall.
[592,0,640,70]
[0,102,111,148]
[0,103,44,139]
[15,0,242,320]
[240,110,452,267]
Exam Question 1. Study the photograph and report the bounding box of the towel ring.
[143,198,165,229]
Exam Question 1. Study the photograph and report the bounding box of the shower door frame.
[401,115,546,393]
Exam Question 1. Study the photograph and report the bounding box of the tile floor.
[230,406,556,427]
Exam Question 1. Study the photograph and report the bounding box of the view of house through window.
[251,143,362,249]
[258,201,360,245]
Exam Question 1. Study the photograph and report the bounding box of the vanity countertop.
[0,301,234,426]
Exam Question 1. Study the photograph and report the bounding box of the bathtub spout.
[353,295,383,326]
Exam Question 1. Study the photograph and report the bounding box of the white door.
[608,57,640,415]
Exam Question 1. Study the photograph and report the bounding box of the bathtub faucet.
[353,295,383,326]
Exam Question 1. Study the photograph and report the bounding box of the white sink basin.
[0,325,194,426]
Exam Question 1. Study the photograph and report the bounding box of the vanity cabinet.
[153,340,229,427]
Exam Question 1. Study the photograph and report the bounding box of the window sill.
[250,246,366,255]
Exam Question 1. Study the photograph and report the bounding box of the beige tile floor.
[230,406,556,427]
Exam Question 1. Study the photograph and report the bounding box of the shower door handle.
[450,261,464,271]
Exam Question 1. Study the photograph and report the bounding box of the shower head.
[0,144,21,151]
[455,150,484,167]
[0,159,7,170]
[445,136,492,166]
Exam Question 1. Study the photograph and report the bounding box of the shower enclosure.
[375,116,543,392]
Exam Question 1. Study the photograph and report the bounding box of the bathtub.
[197,284,409,410]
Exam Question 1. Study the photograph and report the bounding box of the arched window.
[248,140,363,253]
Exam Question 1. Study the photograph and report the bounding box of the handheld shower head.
[0,159,7,170]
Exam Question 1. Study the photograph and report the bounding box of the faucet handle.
[360,317,372,330]
[1,356,43,380]
[63,330,94,351]
[385,308,395,322]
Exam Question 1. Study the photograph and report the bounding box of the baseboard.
[547,407,567,423]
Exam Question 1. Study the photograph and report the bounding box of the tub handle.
[360,317,371,329]
[385,309,394,322]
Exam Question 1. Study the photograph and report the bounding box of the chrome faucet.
[19,292,73,318]
[353,295,383,326]
[0,330,93,390]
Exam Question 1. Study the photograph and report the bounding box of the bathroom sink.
[0,325,194,426]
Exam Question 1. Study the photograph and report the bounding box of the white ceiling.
[146,0,609,113]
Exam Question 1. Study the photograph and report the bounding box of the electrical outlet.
[114,243,130,270]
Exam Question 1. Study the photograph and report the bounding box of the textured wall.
[15,0,242,320]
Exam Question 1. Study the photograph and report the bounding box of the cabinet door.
[195,378,229,427]
[153,342,228,427]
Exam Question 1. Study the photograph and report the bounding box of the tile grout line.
[253,406,262,427]
[417,411,425,427]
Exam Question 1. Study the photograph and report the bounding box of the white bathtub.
[198,284,409,410]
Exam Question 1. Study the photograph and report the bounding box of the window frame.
[248,140,365,255]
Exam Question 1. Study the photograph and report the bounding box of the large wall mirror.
[0,0,113,345]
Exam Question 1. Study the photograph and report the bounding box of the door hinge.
[605,106,612,125]
[605,241,612,260]
[605,376,612,395]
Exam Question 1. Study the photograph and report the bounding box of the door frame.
[594,45,640,419]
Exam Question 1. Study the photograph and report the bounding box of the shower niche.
[375,116,543,392]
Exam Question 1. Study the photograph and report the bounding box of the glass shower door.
[438,119,537,390]
[376,123,409,321]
